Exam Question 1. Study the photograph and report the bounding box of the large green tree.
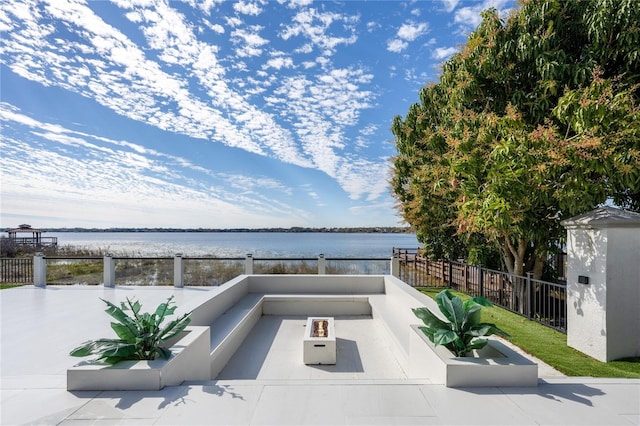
[391,0,640,283]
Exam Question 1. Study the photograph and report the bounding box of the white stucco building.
[562,207,640,362]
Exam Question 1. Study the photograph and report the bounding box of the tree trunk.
[502,237,527,314]
[532,255,545,280]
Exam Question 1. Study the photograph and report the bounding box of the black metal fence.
[393,248,567,332]
[0,258,33,283]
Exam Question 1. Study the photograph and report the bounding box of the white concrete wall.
[565,210,640,362]
[247,274,385,294]
[566,227,609,361]
[189,275,250,326]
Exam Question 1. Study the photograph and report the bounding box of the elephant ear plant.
[413,289,510,357]
[70,296,191,364]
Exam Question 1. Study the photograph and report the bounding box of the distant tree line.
[34,227,413,234]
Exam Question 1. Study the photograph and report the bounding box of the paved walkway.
[1,286,639,425]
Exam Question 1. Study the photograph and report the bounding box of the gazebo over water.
[4,224,57,248]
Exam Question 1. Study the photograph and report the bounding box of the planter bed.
[408,324,538,387]
[67,326,210,391]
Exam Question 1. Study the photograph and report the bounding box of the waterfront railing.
[1,254,396,286]
[1,250,566,333]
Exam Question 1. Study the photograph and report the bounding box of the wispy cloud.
[453,0,512,32]
[279,7,359,55]
[0,103,307,227]
[1,0,506,227]
[0,0,392,205]
[439,0,460,13]
[432,46,458,60]
[233,0,263,16]
[387,21,428,53]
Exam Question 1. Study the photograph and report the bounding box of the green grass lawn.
[416,287,640,378]
[0,283,25,290]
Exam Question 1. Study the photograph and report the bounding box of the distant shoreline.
[42,227,413,234]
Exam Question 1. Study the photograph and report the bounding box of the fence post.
[464,263,469,293]
[448,260,453,287]
[103,254,115,288]
[245,254,254,275]
[479,267,484,298]
[318,254,326,275]
[526,272,533,319]
[174,253,184,288]
[391,253,400,278]
[33,252,46,287]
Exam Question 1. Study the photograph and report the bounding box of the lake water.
[49,232,420,258]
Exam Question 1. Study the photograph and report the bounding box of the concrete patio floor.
[1,285,639,425]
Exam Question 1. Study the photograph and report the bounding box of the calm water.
[48,232,420,258]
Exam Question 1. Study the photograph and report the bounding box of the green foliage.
[70,296,191,364]
[413,289,510,357]
[391,0,640,280]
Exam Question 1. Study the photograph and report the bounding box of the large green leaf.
[160,315,191,342]
[466,324,493,337]
[69,341,100,357]
[461,303,483,329]
[418,325,437,342]
[100,298,138,337]
[155,346,172,360]
[126,298,142,316]
[475,323,511,339]
[413,307,449,328]
[470,296,494,307]
[100,342,137,359]
[465,338,489,352]
[436,290,465,328]
[433,329,458,346]
[111,322,137,342]
[155,296,177,323]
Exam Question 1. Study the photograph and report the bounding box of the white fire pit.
[303,317,336,365]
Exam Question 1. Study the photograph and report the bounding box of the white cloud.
[397,22,428,41]
[231,27,269,57]
[280,8,358,55]
[432,46,458,60]
[188,0,225,15]
[387,39,408,53]
[387,21,428,53]
[453,0,512,32]
[204,21,225,34]
[440,0,460,13]
[225,16,243,27]
[233,1,263,16]
[264,56,294,70]
[0,0,393,212]
[0,104,309,228]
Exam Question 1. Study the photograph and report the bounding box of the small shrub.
[70,296,191,364]
[413,289,511,357]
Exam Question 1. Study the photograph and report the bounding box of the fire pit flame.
[311,319,329,338]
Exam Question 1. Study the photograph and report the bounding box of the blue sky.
[0,0,514,229]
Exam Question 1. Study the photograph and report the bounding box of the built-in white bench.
[68,274,538,390]
[192,275,382,379]
[200,274,536,386]
[207,293,373,377]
